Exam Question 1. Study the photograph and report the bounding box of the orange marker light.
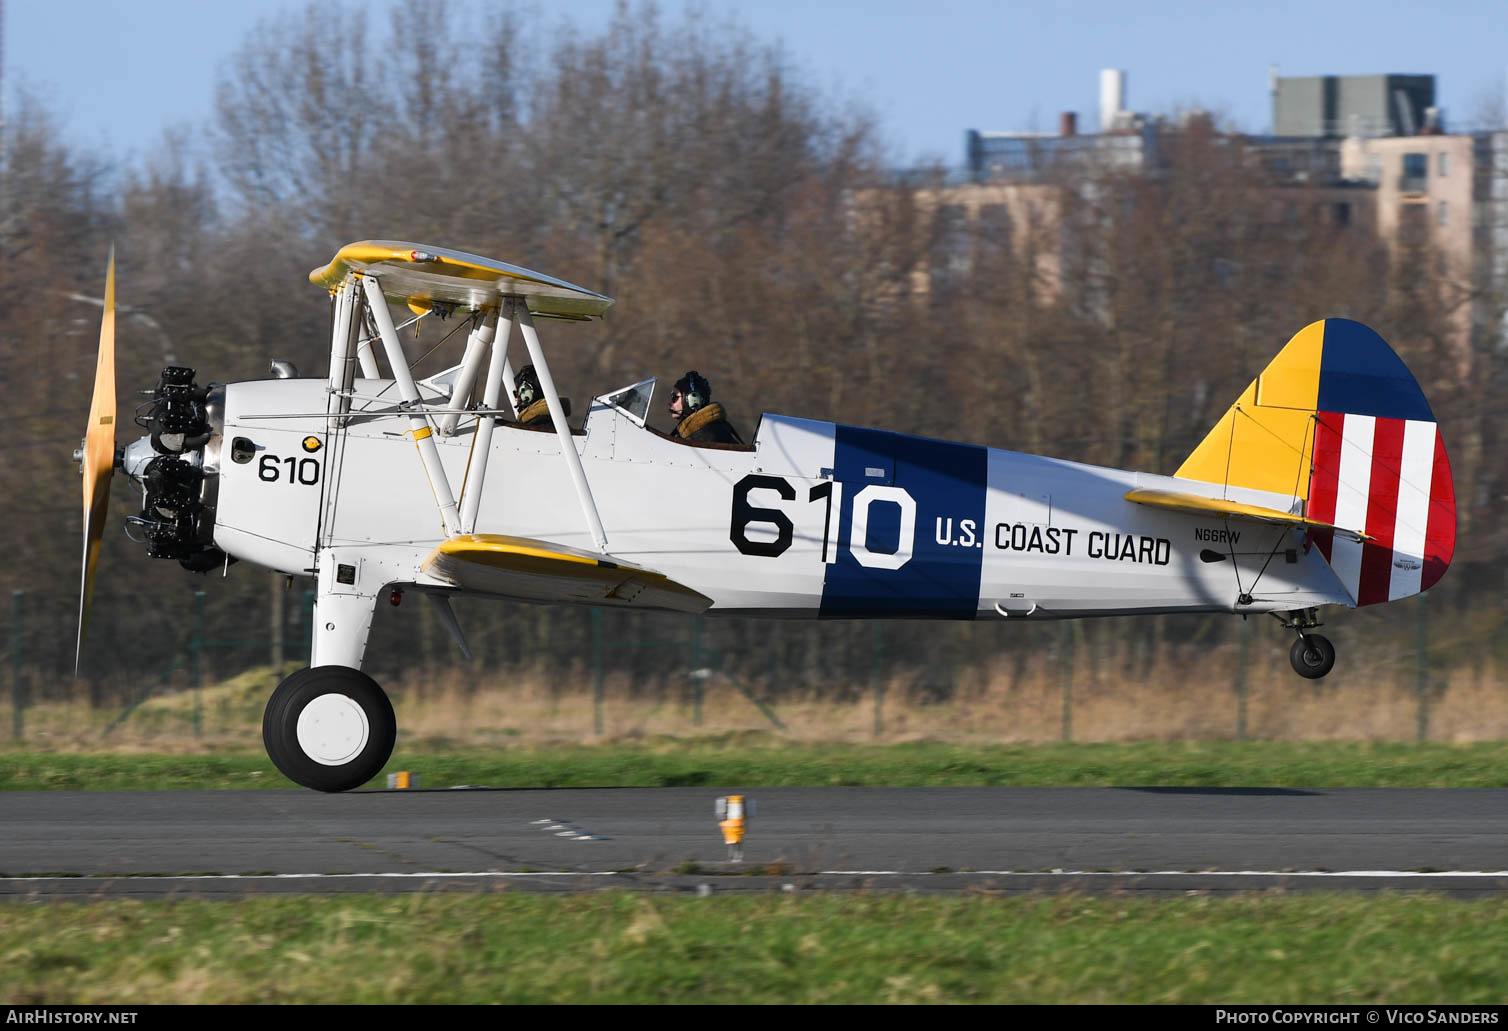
[715,795,753,862]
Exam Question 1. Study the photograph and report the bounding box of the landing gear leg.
[263,571,394,791]
[1274,609,1335,679]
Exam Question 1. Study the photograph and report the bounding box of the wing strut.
[519,305,608,552]
[458,301,518,532]
[438,310,497,438]
[359,274,461,536]
[325,276,359,424]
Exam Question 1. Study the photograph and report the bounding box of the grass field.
[7,659,1508,791]
[3,892,1506,1004]
[4,738,1508,791]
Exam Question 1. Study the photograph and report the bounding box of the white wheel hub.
[296,693,371,766]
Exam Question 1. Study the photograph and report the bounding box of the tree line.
[1,0,1503,705]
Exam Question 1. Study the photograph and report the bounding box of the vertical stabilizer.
[1176,319,1455,605]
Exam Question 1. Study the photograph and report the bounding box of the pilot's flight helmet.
[673,371,711,414]
[514,365,542,409]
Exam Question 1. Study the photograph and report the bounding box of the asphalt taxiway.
[4,786,1506,898]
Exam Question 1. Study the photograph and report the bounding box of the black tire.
[1289,634,1336,680]
[262,666,396,792]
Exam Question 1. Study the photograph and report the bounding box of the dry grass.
[11,636,1508,752]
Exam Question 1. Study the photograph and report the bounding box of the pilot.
[513,365,551,426]
[668,370,743,444]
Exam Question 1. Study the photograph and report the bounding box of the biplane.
[75,242,1456,791]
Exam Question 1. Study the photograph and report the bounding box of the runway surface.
[4,786,1507,899]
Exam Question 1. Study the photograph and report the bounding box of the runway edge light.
[386,771,419,789]
[714,795,754,862]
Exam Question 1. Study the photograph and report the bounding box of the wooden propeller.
[76,248,117,673]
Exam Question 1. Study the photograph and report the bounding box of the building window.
[929,204,971,290]
[1401,153,1428,193]
[1438,200,1449,227]
[1438,152,1449,177]
[976,204,1012,252]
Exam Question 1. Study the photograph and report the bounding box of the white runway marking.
[822,870,1508,878]
[6,869,1508,882]
[530,817,606,840]
[1,872,621,881]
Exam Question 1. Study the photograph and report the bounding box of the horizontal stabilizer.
[423,534,711,614]
[1124,489,1372,543]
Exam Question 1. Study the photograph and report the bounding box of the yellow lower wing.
[1124,489,1372,543]
[423,534,712,613]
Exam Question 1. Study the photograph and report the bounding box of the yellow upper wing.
[310,241,614,321]
[423,534,711,614]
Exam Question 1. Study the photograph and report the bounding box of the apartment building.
[902,70,1503,370]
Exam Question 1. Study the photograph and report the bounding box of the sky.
[5,0,1508,170]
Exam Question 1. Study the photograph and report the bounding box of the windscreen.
[596,378,655,426]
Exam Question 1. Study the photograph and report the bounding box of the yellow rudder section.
[1174,320,1325,499]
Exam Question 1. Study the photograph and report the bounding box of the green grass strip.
[3,739,1508,791]
[3,891,1507,1004]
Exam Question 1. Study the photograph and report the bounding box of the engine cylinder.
[129,367,227,572]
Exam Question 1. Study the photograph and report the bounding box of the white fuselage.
[213,379,1351,621]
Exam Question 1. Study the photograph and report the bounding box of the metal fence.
[1,578,1490,744]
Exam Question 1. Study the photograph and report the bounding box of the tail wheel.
[263,666,396,792]
[1289,634,1336,680]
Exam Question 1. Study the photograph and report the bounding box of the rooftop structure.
[1272,74,1437,139]
[965,68,1159,184]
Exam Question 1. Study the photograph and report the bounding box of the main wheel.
[1289,634,1336,680]
[262,666,396,792]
